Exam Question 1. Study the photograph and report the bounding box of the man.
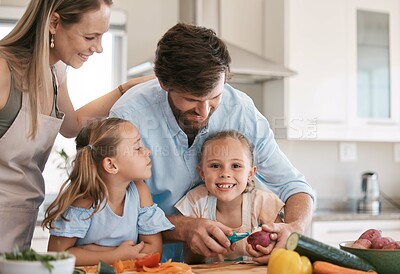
[110,22,315,263]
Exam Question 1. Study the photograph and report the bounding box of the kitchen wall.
[277,140,400,201]
[2,0,400,203]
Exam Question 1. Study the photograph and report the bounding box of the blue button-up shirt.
[110,79,315,260]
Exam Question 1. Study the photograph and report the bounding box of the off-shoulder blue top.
[50,182,174,246]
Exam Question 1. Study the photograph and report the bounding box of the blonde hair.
[0,0,113,138]
[42,117,127,230]
[200,130,256,192]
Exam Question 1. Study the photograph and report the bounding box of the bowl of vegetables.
[0,249,75,274]
[339,229,400,274]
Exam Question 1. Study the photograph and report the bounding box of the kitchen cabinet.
[219,0,264,56]
[198,0,265,57]
[312,219,400,247]
[31,226,49,252]
[280,0,400,141]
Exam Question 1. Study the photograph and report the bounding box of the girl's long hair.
[200,130,256,192]
[42,117,126,230]
[0,0,112,138]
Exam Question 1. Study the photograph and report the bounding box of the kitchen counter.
[191,262,266,273]
[313,210,400,221]
[312,197,400,221]
[78,262,267,274]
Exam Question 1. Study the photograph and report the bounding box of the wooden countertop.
[190,262,267,274]
[78,261,267,274]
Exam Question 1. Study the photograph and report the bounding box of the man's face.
[166,74,225,134]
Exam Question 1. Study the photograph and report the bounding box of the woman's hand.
[120,75,156,94]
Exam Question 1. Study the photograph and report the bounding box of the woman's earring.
[50,34,55,48]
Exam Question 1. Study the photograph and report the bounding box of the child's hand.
[246,233,277,264]
[229,242,237,252]
[115,240,145,260]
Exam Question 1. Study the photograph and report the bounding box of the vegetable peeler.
[227,231,251,244]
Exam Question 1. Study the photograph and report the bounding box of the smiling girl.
[175,130,284,263]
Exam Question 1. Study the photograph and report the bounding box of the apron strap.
[50,65,60,116]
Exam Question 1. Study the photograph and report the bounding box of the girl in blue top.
[42,118,174,266]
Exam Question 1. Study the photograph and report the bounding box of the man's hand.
[186,218,233,257]
[164,215,233,258]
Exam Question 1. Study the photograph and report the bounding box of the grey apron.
[0,89,63,252]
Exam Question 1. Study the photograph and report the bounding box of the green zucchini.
[73,268,86,274]
[286,232,376,272]
[97,260,116,274]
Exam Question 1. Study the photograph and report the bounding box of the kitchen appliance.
[357,172,381,214]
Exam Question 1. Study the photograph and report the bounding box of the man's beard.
[178,117,208,136]
[168,98,213,136]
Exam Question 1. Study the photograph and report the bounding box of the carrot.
[140,259,172,272]
[142,260,191,273]
[113,260,125,273]
[79,265,98,273]
[79,258,191,273]
[121,259,136,270]
[313,261,377,274]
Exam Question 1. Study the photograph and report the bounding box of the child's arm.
[135,181,163,255]
[49,235,145,266]
[48,235,77,252]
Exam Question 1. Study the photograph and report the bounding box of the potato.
[382,242,400,250]
[359,228,382,243]
[353,229,400,250]
[371,236,394,249]
[247,231,272,249]
[351,238,372,249]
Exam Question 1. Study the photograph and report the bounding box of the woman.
[0,0,152,252]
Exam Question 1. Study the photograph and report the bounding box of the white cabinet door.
[219,0,264,56]
[284,0,400,141]
[345,0,400,141]
[312,220,400,248]
[285,0,348,140]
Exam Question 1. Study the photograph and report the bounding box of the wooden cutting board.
[78,261,267,273]
[190,262,267,273]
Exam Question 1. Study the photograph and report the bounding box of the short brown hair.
[154,23,231,96]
